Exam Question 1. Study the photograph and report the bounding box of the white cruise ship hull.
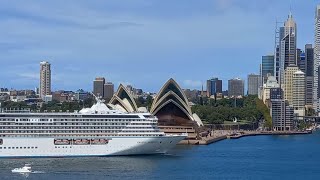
[0,135,185,158]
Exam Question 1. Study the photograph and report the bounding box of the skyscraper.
[206,78,222,97]
[104,82,114,101]
[284,65,299,105]
[296,49,306,73]
[93,77,105,98]
[247,74,260,95]
[305,44,314,76]
[279,13,297,85]
[228,78,244,97]
[39,61,51,99]
[292,70,306,116]
[314,5,320,113]
[261,55,275,83]
[305,44,314,106]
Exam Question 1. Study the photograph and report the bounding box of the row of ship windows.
[0,126,156,130]
[55,146,72,149]
[0,123,156,126]
[0,134,162,138]
[0,131,159,134]
[0,119,156,122]
[137,141,172,144]
[0,146,38,150]
[0,127,157,131]
[0,126,125,129]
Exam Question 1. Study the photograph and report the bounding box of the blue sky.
[0,0,317,92]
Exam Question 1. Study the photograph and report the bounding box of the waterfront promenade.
[178,130,312,145]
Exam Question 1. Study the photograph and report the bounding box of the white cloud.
[183,80,202,88]
[18,73,38,80]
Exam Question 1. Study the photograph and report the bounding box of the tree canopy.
[192,95,271,128]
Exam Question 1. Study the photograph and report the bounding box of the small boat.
[12,164,32,173]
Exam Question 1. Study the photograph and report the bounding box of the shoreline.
[178,130,313,145]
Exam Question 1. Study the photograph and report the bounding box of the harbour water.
[2,131,320,180]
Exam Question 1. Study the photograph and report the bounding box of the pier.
[178,130,313,145]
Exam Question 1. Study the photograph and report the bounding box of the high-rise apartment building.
[39,61,51,99]
[314,5,320,113]
[228,78,244,97]
[247,74,260,95]
[284,65,299,105]
[261,55,275,83]
[206,78,222,97]
[93,77,105,98]
[271,99,294,131]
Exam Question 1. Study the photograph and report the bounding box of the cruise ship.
[0,99,187,158]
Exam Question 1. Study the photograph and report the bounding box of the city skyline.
[0,0,317,92]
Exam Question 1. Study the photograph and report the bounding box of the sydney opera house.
[108,78,203,140]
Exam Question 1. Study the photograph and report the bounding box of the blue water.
[2,131,320,180]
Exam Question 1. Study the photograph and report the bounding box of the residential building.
[271,99,294,131]
[39,61,51,99]
[247,74,260,95]
[228,78,244,97]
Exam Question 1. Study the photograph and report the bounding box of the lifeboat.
[74,139,89,145]
[54,139,70,145]
[91,139,109,145]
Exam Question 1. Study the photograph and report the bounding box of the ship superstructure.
[0,99,186,158]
